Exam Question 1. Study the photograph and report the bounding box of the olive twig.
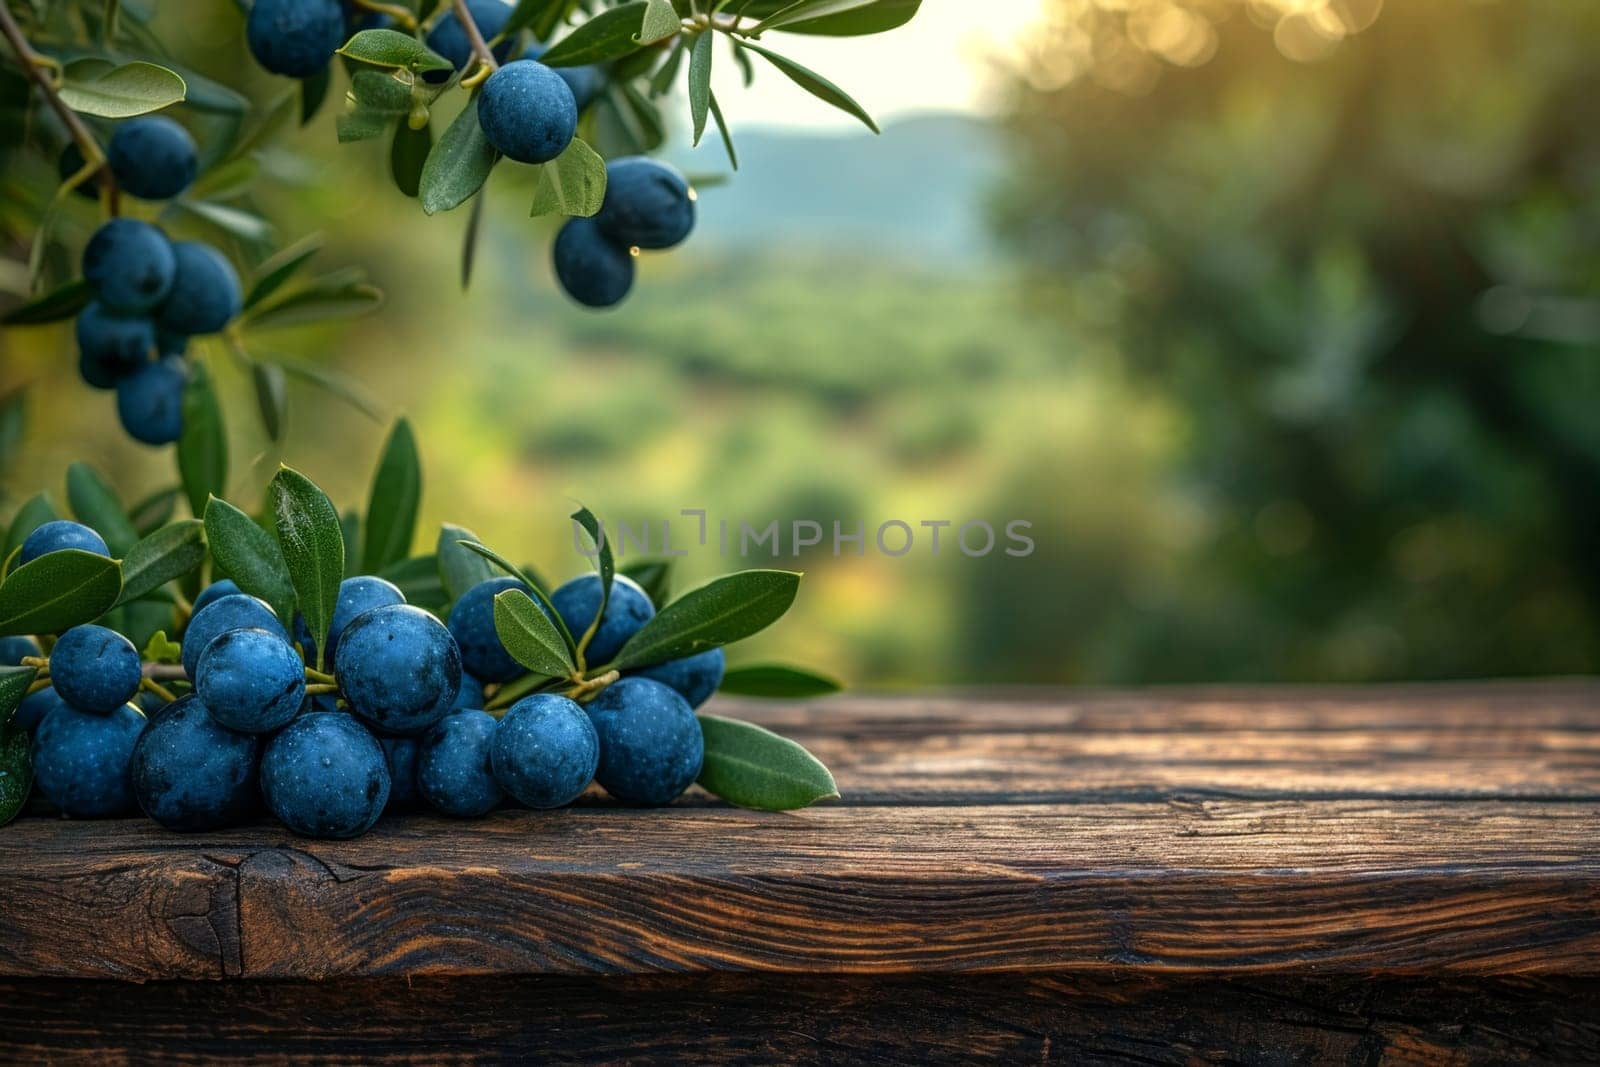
[450,0,499,75]
[140,677,179,703]
[351,0,418,31]
[0,3,120,214]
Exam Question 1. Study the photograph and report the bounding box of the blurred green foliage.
[5,0,1597,688]
[989,0,1600,682]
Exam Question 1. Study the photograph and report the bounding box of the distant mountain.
[668,112,1006,267]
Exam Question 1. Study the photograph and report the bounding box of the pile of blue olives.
[6,520,723,838]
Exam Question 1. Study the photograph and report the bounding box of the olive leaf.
[117,519,206,605]
[458,540,577,656]
[529,138,608,218]
[58,60,186,118]
[437,522,499,603]
[363,417,422,575]
[696,714,838,811]
[492,588,576,678]
[0,278,91,325]
[609,569,800,670]
[540,2,649,67]
[619,557,673,609]
[2,493,56,564]
[688,30,713,145]
[66,462,139,557]
[269,466,345,669]
[178,362,228,517]
[735,40,878,133]
[718,663,842,698]
[420,98,499,216]
[338,29,453,75]
[204,497,297,628]
[244,233,324,311]
[0,550,123,637]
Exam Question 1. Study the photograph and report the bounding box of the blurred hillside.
[672,114,1005,265]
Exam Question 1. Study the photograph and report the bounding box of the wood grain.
[4,974,1597,1064]
[1,684,1597,986]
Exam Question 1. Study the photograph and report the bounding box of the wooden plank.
[2,800,1597,980]
[709,683,1600,801]
[3,974,1597,1064]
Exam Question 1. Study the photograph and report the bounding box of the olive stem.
[305,683,338,696]
[20,655,48,671]
[450,0,499,75]
[143,663,186,681]
[304,667,336,685]
[350,0,418,30]
[140,677,179,703]
[0,3,120,212]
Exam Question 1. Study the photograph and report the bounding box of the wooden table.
[2,683,1598,1063]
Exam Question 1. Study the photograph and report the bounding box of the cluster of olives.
[69,115,240,444]
[5,519,724,839]
[245,0,695,308]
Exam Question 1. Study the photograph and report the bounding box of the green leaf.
[66,462,139,556]
[269,358,385,420]
[379,554,448,615]
[735,41,878,133]
[59,61,186,118]
[301,65,332,125]
[568,506,613,658]
[708,89,737,169]
[1,279,92,325]
[178,362,227,518]
[618,557,672,609]
[437,522,497,603]
[528,137,607,218]
[540,2,649,67]
[687,30,713,145]
[244,234,324,311]
[245,278,384,330]
[750,0,878,34]
[179,200,274,243]
[0,702,32,825]
[637,0,680,44]
[462,191,485,290]
[269,466,345,670]
[128,486,182,536]
[340,510,361,579]
[142,630,184,664]
[252,361,288,441]
[0,550,123,637]
[0,664,36,727]
[338,28,453,74]
[718,663,842,698]
[391,120,432,198]
[363,417,421,574]
[3,493,56,564]
[117,519,206,605]
[492,588,576,678]
[456,540,576,655]
[610,570,800,670]
[696,714,838,811]
[187,156,259,201]
[204,497,296,627]
[650,40,685,98]
[736,0,919,35]
[337,69,411,143]
[502,0,566,39]
[419,98,499,216]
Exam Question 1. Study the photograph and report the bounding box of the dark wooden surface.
[3,682,1599,1062]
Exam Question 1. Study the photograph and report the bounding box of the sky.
[712,2,1047,131]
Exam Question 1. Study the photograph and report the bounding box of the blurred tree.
[981,0,1600,682]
